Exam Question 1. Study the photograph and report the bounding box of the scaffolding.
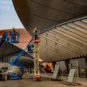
[33,27,41,80]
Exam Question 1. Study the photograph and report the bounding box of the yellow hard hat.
[34,27,37,31]
[12,27,15,30]
[33,27,37,34]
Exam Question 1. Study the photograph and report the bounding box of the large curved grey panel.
[13,0,87,33]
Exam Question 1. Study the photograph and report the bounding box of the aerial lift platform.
[9,27,19,43]
[0,28,34,80]
[0,27,19,47]
[32,27,41,81]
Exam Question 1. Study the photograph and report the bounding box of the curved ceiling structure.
[39,17,87,61]
[12,0,87,62]
[13,0,87,33]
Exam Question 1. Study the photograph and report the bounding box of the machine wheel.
[7,75,10,80]
[18,73,22,79]
[19,74,22,79]
[2,74,7,81]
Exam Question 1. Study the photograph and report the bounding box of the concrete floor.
[0,73,87,87]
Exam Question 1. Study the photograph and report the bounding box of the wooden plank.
[52,64,59,79]
[67,69,76,83]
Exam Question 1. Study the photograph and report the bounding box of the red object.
[43,65,52,73]
[33,76,41,81]
[44,66,50,73]
[34,39,40,43]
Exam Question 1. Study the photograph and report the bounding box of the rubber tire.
[19,74,22,79]
[7,75,10,80]
[2,75,7,81]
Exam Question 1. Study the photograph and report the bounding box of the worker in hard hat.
[12,27,17,40]
[12,27,15,30]
[33,27,40,43]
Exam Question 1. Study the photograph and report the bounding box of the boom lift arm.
[0,32,9,47]
[9,43,34,70]
[9,50,25,66]
[9,50,26,72]
[7,43,34,80]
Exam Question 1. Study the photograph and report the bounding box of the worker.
[9,27,17,40]
[33,27,40,43]
[44,65,51,73]
[12,27,17,40]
